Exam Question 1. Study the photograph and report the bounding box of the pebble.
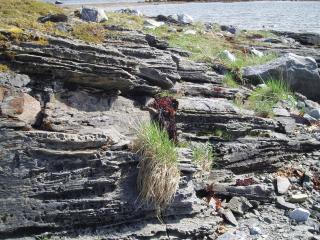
[217,232,240,240]
[276,196,296,210]
[276,176,291,194]
[227,197,253,216]
[222,50,236,62]
[289,208,310,222]
[264,217,273,224]
[289,193,308,203]
[308,109,320,120]
[249,226,263,235]
[221,209,238,226]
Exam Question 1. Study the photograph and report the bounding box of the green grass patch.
[134,122,180,214]
[147,24,231,62]
[222,52,278,70]
[223,72,239,88]
[191,142,214,173]
[247,79,295,118]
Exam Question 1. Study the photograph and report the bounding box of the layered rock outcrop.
[1,18,320,240]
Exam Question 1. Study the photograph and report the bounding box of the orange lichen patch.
[276,167,304,179]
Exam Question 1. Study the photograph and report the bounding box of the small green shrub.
[191,143,214,173]
[247,79,295,117]
[134,122,180,214]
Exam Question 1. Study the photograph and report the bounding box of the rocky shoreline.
[0,2,320,240]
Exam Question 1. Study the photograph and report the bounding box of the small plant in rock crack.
[191,142,215,173]
[133,122,180,217]
[150,96,179,142]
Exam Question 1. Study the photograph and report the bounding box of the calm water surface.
[59,1,320,33]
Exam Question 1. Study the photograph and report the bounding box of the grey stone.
[227,196,253,215]
[289,208,310,222]
[242,53,320,100]
[221,50,236,62]
[80,7,108,23]
[177,14,194,24]
[289,193,308,203]
[272,31,320,46]
[0,86,41,126]
[276,176,291,194]
[221,25,238,34]
[38,13,68,23]
[297,101,306,109]
[273,108,291,117]
[144,19,164,29]
[303,113,317,122]
[276,196,296,210]
[217,232,239,240]
[0,72,30,89]
[250,47,264,57]
[221,209,238,226]
[249,226,263,235]
[114,8,142,16]
[210,183,274,201]
[308,109,320,120]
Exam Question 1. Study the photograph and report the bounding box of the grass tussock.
[134,122,180,213]
[191,143,214,173]
[247,79,295,117]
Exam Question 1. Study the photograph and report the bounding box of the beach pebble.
[289,208,310,222]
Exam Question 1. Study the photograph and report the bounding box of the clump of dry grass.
[191,142,214,173]
[134,122,180,215]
